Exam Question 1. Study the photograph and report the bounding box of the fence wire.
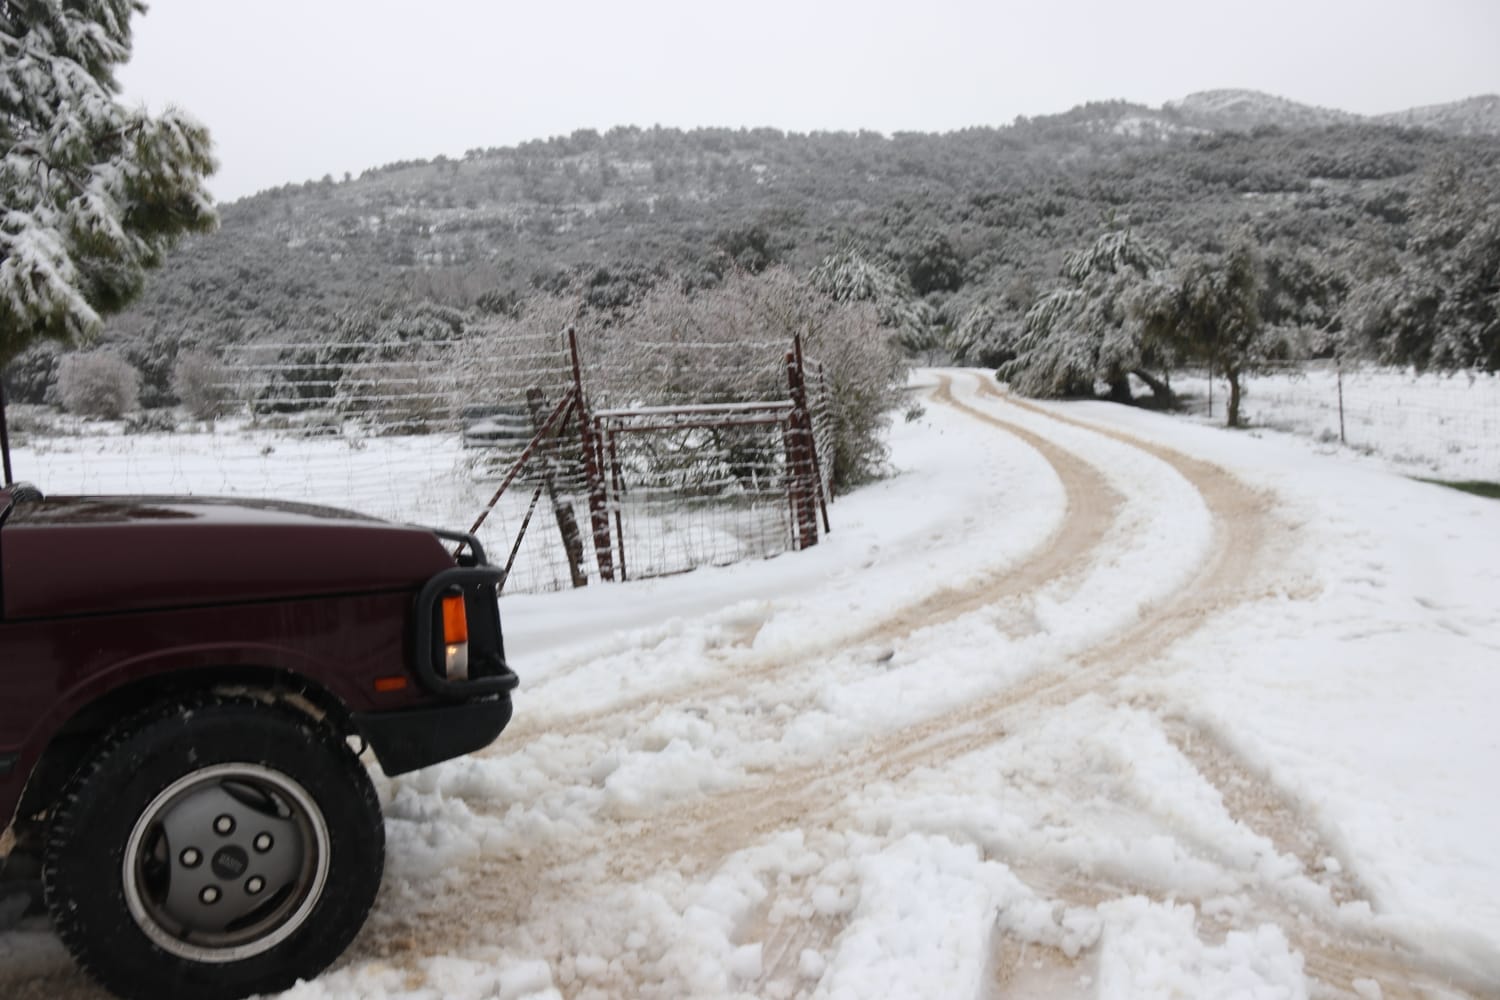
[598,405,802,581]
[209,326,834,594]
[1176,363,1500,481]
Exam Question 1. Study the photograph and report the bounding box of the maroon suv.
[0,482,518,1000]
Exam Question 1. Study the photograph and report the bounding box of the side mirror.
[7,483,42,503]
[0,482,42,529]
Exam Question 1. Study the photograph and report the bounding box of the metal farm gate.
[464,328,831,592]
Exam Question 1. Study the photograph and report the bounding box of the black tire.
[42,696,385,1000]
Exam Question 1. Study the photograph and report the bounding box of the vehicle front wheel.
[42,697,385,1000]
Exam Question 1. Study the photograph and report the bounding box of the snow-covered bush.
[171,350,233,419]
[124,409,178,435]
[2,342,62,405]
[56,352,141,419]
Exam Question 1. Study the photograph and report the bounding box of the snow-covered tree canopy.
[808,245,930,352]
[0,0,216,365]
[1344,160,1500,372]
[1003,228,1171,400]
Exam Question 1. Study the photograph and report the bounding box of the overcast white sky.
[117,0,1500,204]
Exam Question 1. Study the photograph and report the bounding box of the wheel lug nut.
[214,815,235,836]
[246,876,266,895]
[253,833,273,853]
[180,848,202,868]
[200,886,221,905]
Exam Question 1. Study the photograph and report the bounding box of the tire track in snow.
[578,375,1487,1000]
[645,369,1276,850]
[966,383,1494,999]
[341,372,1283,989]
[497,372,1122,747]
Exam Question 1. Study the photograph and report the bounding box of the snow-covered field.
[3,369,1499,999]
[1172,366,1500,483]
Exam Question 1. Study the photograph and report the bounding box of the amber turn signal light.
[441,594,469,644]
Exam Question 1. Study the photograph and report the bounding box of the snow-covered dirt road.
[4,369,1498,999]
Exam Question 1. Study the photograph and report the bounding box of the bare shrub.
[171,349,233,419]
[337,359,453,434]
[457,270,905,489]
[56,352,141,419]
[592,269,907,488]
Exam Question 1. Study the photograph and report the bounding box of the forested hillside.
[6,90,1498,413]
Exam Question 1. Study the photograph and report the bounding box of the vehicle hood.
[1,495,456,620]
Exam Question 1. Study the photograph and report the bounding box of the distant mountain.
[1165,88,1500,137]
[1376,94,1500,136]
[1165,90,1361,131]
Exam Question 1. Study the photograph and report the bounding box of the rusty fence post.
[784,348,819,550]
[792,332,831,535]
[568,326,615,582]
[604,419,628,581]
[525,387,588,589]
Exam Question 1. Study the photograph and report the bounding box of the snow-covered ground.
[3,369,1499,999]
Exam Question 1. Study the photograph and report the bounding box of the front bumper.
[352,695,514,776]
[359,526,519,775]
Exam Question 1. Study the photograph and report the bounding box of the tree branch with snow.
[0,0,217,367]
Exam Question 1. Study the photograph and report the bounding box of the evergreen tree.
[1002,228,1173,402]
[1144,243,1279,428]
[894,228,964,296]
[808,245,930,354]
[1344,160,1500,371]
[0,0,217,366]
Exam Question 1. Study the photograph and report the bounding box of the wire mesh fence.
[206,324,834,594]
[1174,362,1500,481]
[596,402,807,581]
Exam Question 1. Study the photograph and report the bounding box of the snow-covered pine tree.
[1002,228,1171,402]
[808,245,931,355]
[1,0,217,367]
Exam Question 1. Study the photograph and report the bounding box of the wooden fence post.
[569,327,615,582]
[1337,359,1347,445]
[784,346,819,550]
[525,387,588,589]
[792,333,830,534]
